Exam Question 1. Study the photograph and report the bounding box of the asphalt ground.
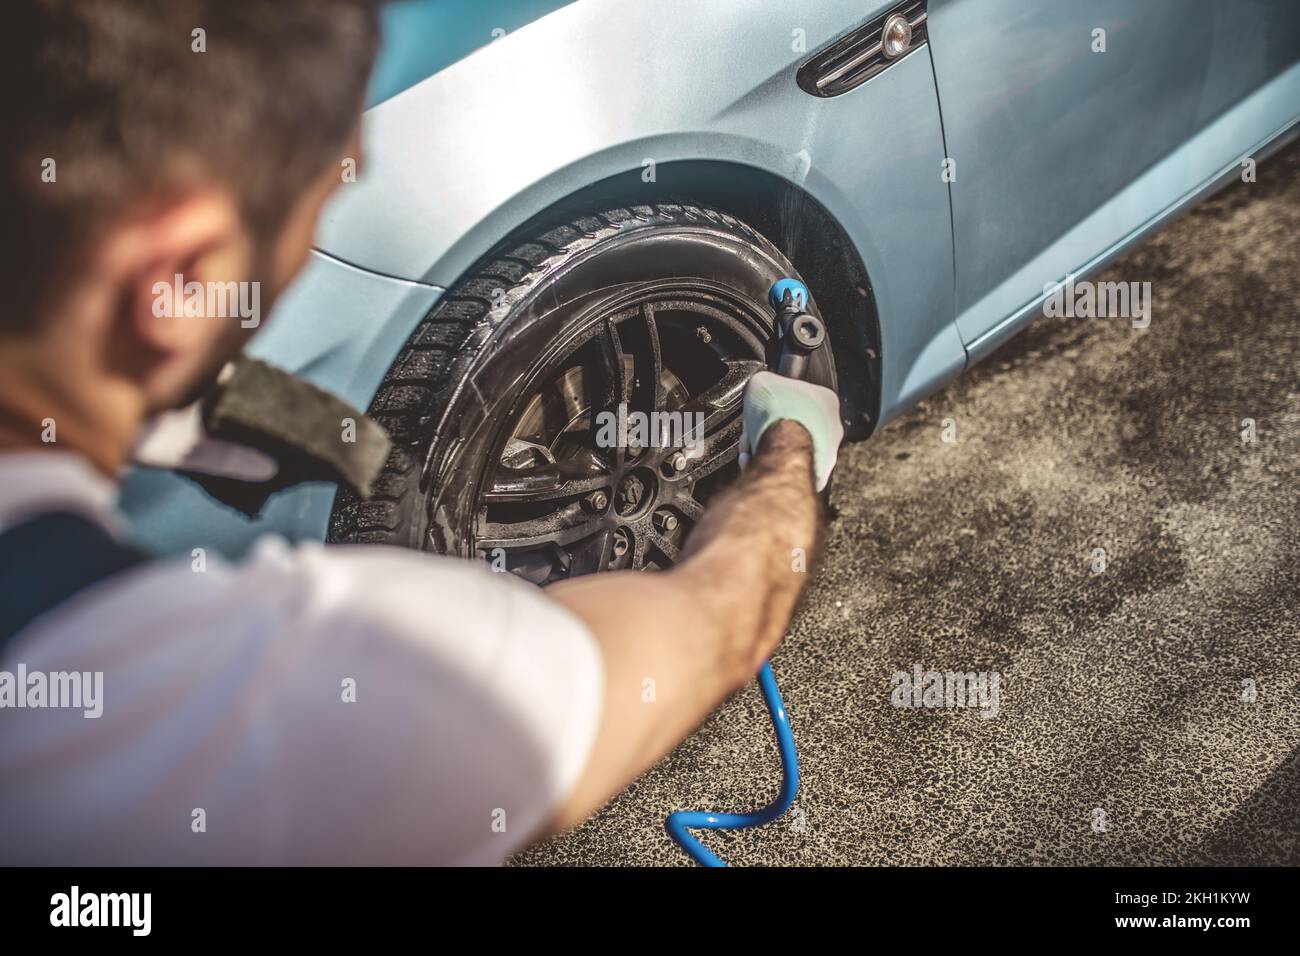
[519,140,1300,866]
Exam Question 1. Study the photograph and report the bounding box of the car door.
[927,0,1213,353]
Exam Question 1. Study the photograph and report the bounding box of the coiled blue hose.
[665,660,798,866]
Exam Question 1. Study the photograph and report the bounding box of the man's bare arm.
[544,420,822,831]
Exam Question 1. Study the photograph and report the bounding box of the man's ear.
[96,191,251,356]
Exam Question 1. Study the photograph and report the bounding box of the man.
[0,0,842,864]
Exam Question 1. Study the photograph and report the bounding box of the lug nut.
[612,529,630,557]
[653,509,679,533]
[585,490,609,513]
[666,451,688,475]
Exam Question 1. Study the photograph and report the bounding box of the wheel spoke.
[648,529,681,564]
[484,467,610,503]
[592,318,631,469]
[600,318,630,408]
[596,302,667,431]
[638,302,665,415]
[677,416,743,483]
[630,526,649,568]
[478,514,606,552]
[681,358,764,433]
[675,495,705,522]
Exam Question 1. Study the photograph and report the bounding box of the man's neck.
[0,367,140,478]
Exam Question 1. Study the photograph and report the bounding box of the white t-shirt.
[0,451,603,865]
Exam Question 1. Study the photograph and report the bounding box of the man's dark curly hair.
[1,0,384,330]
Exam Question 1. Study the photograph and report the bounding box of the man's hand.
[739,370,843,491]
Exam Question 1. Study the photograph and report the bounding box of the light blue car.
[123,0,1300,580]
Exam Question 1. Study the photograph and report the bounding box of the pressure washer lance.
[664,277,824,866]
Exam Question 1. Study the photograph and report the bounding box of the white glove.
[738,370,843,491]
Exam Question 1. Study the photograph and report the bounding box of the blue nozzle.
[768,278,809,312]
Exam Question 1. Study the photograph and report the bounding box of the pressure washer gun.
[768,277,827,381]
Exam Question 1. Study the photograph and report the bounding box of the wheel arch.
[358,156,883,442]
